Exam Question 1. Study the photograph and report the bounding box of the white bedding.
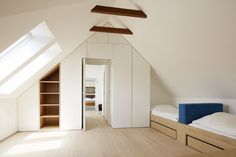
[151,105,178,121]
[85,98,95,102]
[190,112,236,139]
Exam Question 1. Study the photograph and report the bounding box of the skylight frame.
[0,36,54,84]
[0,21,60,96]
[0,43,62,95]
[0,33,32,62]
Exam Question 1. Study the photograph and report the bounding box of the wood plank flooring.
[0,111,199,157]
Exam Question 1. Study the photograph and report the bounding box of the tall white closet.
[111,46,150,128]
[132,49,150,127]
[111,45,132,128]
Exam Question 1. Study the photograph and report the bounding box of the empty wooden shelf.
[41,115,60,118]
[40,104,60,107]
[40,65,60,129]
[40,81,59,83]
[40,93,60,94]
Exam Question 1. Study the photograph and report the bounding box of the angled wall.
[0,0,114,98]
[0,0,114,139]
[111,0,236,113]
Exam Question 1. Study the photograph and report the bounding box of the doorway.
[82,58,111,130]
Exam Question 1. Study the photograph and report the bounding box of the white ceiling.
[1,0,236,100]
[0,0,85,17]
[110,0,236,99]
[0,0,114,98]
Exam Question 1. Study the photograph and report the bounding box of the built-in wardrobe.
[111,45,150,128]
[17,32,150,131]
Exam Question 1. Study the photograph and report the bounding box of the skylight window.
[0,36,54,83]
[0,33,32,62]
[0,21,60,95]
[0,43,61,95]
[0,22,55,84]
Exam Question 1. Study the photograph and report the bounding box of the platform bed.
[177,123,236,153]
[151,103,236,153]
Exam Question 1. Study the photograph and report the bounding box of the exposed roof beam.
[91,5,147,18]
[90,26,133,35]
[90,26,133,34]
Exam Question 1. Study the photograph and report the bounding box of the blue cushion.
[179,103,223,124]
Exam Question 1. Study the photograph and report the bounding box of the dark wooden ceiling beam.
[91,5,147,18]
[90,26,133,35]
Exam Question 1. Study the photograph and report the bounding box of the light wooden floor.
[0,111,199,157]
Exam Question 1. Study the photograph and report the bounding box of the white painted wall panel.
[108,34,128,44]
[132,49,150,127]
[87,43,113,59]
[111,45,132,128]
[18,83,40,131]
[0,99,17,141]
[173,97,236,114]
[60,45,86,130]
[87,32,108,43]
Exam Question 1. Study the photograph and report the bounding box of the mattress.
[189,123,236,139]
[189,112,236,139]
[151,105,178,121]
[85,98,95,102]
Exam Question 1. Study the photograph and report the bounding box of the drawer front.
[187,136,223,153]
[151,121,176,139]
[151,115,177,129]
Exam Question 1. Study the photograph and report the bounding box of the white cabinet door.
[87,43,113,59]
[60,45,85,130]
[132,49,150,127]
[18,83,40,131]
[111,45,132,128]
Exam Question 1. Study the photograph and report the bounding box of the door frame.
[81,58,111,130]
[81,58,86,130]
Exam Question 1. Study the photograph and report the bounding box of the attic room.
[0,0,236,157]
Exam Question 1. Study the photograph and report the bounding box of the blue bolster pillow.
[179,103,223,124]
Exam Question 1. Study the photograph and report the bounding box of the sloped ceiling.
[1,0,236,100]
[0,0,115,98]
[0,0,85,17]
[110,0,236,99]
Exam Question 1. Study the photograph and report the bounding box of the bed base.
[177,123,236,153]
[151,114,236,153]
[151,114,178,139]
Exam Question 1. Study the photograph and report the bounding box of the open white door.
[82,58,86,130]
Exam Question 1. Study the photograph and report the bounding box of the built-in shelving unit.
[40,65,60,129]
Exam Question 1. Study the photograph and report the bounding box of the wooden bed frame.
[151,114,236,153]
[177,123,236,153]
[85,101,95,106]
[151,114,178,139]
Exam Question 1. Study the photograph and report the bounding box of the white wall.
[18,83,40,131]
[150,69,172,107]
[111,0,236,114]
[0,0,114,99]
[172,97,236,114]
[0,98,17,141]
